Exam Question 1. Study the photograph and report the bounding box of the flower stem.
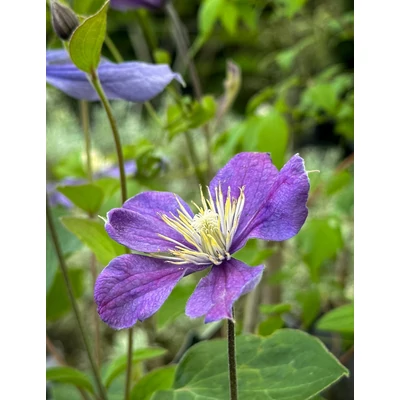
[165,2,214,179]
[87,68,133,400]
[46,199,108,400]
[80,100,102,367]
[227,310,238,400]
[88,69,127,203]
[80,100,93,183]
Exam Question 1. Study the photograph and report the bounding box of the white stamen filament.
[156,184,245,265]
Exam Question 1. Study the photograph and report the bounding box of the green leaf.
[258,315,285,336]
[57,183,104,214]
[239,111,289,168]
[46,268,85,321]
[130,365,176,400]
[103,347,168,388]
[246,87,275,115]
[297,217,344,281]
[220,2,239,35]
[47,208,81,293]
[260,303,292,315]
[297,289,321,329]
[156,282,197,329]
[61,217,124,265]
[276,0,307,18]
[325,171,352,196]
[94,177,120,200]
[69,0,109,73]
[73,0,105,15]
[46,367,94,394]
[305,84,339,115]
[198,0,224,38]
[316,304,354,334]
[153,330,349,400]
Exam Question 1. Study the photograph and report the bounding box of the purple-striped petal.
[110,0,167,10]
[46,49,184,102]
[185,258,264,323]
[237,154,310,243]
[95,254,188,329]
[106,191,194,252]
[209,152,279,252]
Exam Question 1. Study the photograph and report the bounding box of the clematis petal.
[95,254,187,329]
[46,49,184,102]
[110,0,167,10]
[209,152,279,251]
[185,258,264,323]
[106,192,194,252]
[235,154,310,245]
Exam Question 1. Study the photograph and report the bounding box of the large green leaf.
[60,217,124,265]
[46,367,94,394]
[46,208,81,293]
[103,347,168,388]
[69,0,109,73]
[316,304,354,334]
[153,330,349,400]
[57,183,104,214]
[73,0,105,15]
[131,365,176,400]
[46,268,85,321]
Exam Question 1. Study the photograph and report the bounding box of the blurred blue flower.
[46,49,183,102]
[110,0,167,11]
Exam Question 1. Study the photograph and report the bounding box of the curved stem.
[227,310,238,400]
[87,69,133,400]
[80,100,93,183]
[88,69,127,203]
[46,199,108,400]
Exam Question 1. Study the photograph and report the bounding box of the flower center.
[157,184,245,266]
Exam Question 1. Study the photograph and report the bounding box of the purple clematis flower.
[94,152,310,329]
[46,49,184,102]
[110,0,168,11]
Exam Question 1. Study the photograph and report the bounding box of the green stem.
[124,328,134,400]
[88,69,127,203]
[105,35,124,64]
[80,100,93,183]
[80,99,102,367]
[46,199,108,400]
[165,2,213,179]
[184,131,206,187]
[87,69,133,400]
[227,310,238,400]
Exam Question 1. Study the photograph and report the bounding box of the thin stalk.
[184,131,207,187]
[80,100,93,183]
[46,199,108,400]
[227,310,238,400]
[87,69,133,400]
[46,335,92,400]
[88,69,127,203]
[165,2,213,178]
[80,100,102,367]
[105,35,124,63]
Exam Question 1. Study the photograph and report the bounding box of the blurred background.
[46,0,354,399]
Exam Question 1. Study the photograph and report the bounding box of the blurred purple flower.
[110,0,167,11]
[47,177,84,208]
[95,152,310,329]
[95,160,138,179]
[46,49,184,102]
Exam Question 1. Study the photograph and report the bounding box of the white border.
[355,0,400,398]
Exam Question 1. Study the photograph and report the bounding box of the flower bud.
[50,1,79,41]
